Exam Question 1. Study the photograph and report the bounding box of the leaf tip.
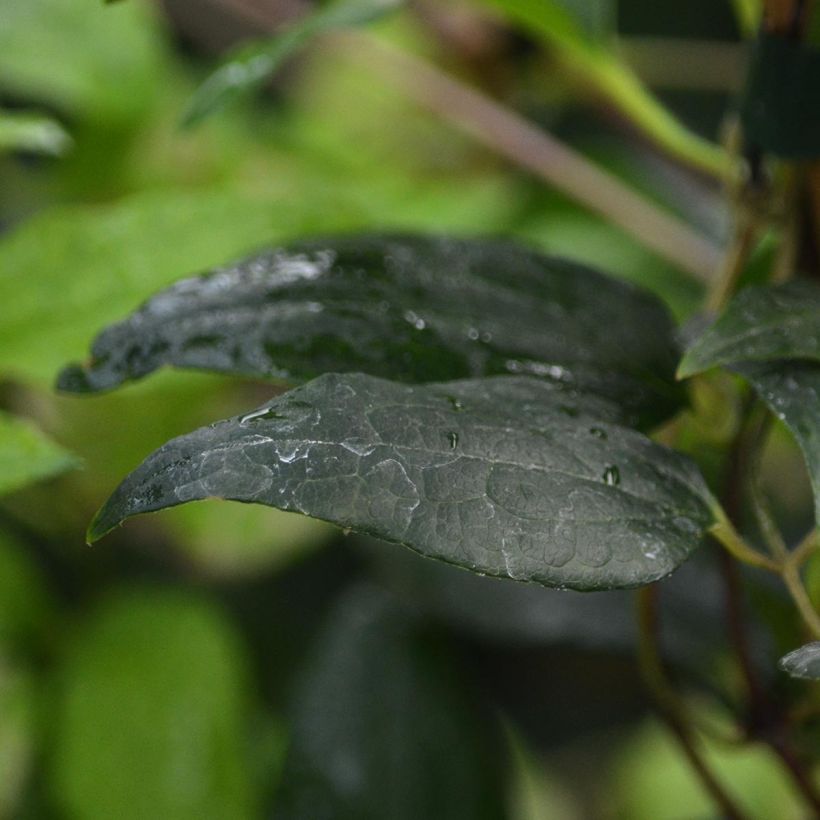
[55,363,93,394]
[86,503,119,544]
[675,356,699,381]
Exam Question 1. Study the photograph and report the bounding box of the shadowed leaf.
[274,584,506,819]
[58,234,684,430]
[679,282,820,378]
[89,373,715,591]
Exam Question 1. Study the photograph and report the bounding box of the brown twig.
[329,33,722,283]
[637,586,749,820]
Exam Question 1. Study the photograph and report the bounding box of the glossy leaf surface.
[58,234,684,430]
[778,642,820,680]
[679,282,820,378]
[737,361,820,520]
[0,411,78,496]
[0,187,365,384]
[90,373,715,591]
[274,585,506,819]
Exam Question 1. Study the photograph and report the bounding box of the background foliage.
[1,0,817,817]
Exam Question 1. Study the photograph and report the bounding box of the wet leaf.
[51,588,254,820]
[89,373,715,591]
[183,0,404,126]
[736,360,820,521]
[678,282,820,378]
[778,641,820,680]
[0,187,368,385]
[58,234,684,430]
[0,411,78,496]
[273,584,506,819]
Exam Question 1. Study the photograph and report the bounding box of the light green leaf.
[480,0,729,179]
[183,0,404,126]
[0,187,369,385]
[274,584,506,819]
[89,373,715,591]
[0,109,72,156]
[779,642,820,680]
[57,234,685,430]
[0,0,166,124]
[0,411,78,496]
[679,282,820,378]
[51,588,254,820]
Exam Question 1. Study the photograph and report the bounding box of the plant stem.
[327,32,723,283]
[710,514,780,572]
[706,211,760,312]
[636,586,749,820]
[782,559,820,638]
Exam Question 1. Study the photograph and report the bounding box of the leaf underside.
[779,642,820,680]
[58,234,684,431]
[679,281,820,378]
[90,372,715,591]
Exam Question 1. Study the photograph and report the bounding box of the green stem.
[710,513,780,572]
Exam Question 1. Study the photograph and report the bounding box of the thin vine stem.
[636,586,749,820]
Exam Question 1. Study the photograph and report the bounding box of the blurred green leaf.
[51,588,255,820]
[0,411,78,497]
[0,531,55,650]
[89,373,715,591]
[274,584,507,819]
[0,660,37,819]
[779,642,820,680]
[183,0,405,127]
[0,0,167,125]
[0,187,368,385]
[612,717,803,819]
[58,234,685,429]
[162,502,334,579]
[480,0,728,179]
[0,109,72,156]
[679,282,820,378]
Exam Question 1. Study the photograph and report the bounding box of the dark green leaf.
[182,0,404,126]
[51,588,254,820]
[0,410,79,496]
[58,234,684,430]
[740,34,820,159]
[89,373,715,591]
[274,584,506,819]
[0,661,37,819]
[736,360,820,521]
[0,531,55,650]
[678,282,820,379]
[778,641,820,680]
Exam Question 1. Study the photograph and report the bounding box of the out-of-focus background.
[0,1,816,817]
